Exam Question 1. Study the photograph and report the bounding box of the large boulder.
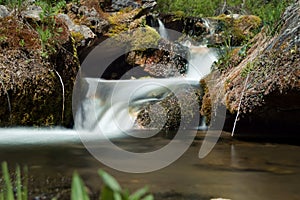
[126,39,189,78]
[0,16,78,127]
[160,13,262,45]
[201,1,300,136]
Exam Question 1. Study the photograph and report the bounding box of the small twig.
[54,69,65,124]
[231,73,250,137]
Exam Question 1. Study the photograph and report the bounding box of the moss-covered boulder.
[0,15,78,127]
[211,14,262,45]
[201,2,300,135]
[136,86,201,132]
[159,13,262,46]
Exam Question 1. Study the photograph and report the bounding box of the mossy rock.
[212,14,262,46]
[130,26,160,50]
[0,16,78,127]
[107,7,142,37]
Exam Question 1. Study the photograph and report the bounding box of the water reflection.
[0,131,299,200]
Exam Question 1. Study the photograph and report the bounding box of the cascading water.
[74,45,218,136]
[157,19,169,39]
[0,20,218,145]
[202,18,215,36]
[73,20,218,136]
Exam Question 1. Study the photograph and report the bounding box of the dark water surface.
[0,130,300,200]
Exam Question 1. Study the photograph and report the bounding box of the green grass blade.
[98,170,121,192]
[129,186,149,200]
[22,166,28,200]
[113,192,122,200]
[71,172,90,200]
[100,186,115,200]
[16,165,22,200]
[141,195,154,200]
[1,162,14,200]
[0,192,4,200]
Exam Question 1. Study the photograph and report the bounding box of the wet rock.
[126,39,189,78]
[136,86,201,131]
[161,13,261,46]
[0,5,10,18]
[184,17,212,38]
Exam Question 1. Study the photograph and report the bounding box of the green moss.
[199,79,212,124]
[212,14,262,45]
[71,31,84,43]
[107,8,142,37]
[130,26,160,51]
[240,61,254,77]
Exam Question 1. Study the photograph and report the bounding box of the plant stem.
[231,73,249,137]
[54,69,65,124]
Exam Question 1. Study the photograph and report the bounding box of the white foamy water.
[75,78,199,137]
[158,18,169,39]
[75,44,217,137]
[186,45,218,79]
[0,128,79,146]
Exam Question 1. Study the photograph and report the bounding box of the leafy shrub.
[156,0,293,32]
[0,162,154,200]
[71,170,153,200]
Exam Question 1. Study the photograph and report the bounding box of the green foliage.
[0,35,8,43]
[1,162,153,200]
[19,39,25,47]
[36,0,66,20]
[71,170,154,200]
[245,0,292,34]
[0,0,23,12]
[98,170,154,200]
[0,162,28,200]
[34,0,67,58]
[156,0,219,17]
[240,61,254,77]
[71,173,90,200]
[156,0,293,33]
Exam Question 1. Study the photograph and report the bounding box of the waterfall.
[74,45,217,136]
[182,40,218,79]
[186,45,218,79]
[202,18,215,36]
[75,78,199,137]
[157,19,169,39]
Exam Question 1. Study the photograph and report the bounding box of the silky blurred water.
[0,129,299,200]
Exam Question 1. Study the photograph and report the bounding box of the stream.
[0,129,300,200]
